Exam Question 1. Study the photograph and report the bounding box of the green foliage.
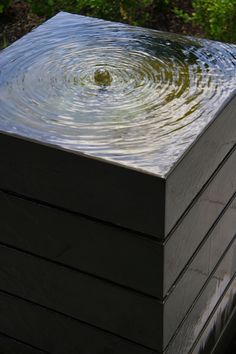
[174,0,236,42]
[26,0,77,17]
[173,7,192,24]
[25,0,236,42]
[26,0,169,26]
[192,0,236,42]
[76,0,156,25]
[0,0,11,14]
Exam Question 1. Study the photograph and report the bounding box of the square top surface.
[0,12,235,177]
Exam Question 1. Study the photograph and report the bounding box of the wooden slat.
[166,93,236,234]
[0,291,157,354]
[164,194,236,345]
[164,266,236,353]
[0,95,235,240]
[0,131,165,238]
[0,188,235,349]
[190,280,236,354]
[0,145,236,300]
[164,145,236,294]
[0,332,49,354]
[0,235,235,351]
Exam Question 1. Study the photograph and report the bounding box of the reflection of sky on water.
[0,12,235,176]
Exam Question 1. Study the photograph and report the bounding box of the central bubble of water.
[1,13,236,177]
[94,68,112,86]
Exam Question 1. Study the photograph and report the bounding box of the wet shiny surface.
[164,193,236,345]
[165,236,236,354]
[191,277,236,354]
[0,12,236,176]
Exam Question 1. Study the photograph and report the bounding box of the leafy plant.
[174,0,236,42]
[7,0,236,43]
[26,0,77,17]
[76,0,170,25]
[26,0,170,26]
[0,0,11,14]
[193,0,236,42]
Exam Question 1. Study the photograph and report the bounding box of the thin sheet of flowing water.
[0,12,236,176]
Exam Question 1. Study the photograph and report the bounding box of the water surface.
[0,12,235,176]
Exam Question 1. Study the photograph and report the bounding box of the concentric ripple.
[0,12,236,176]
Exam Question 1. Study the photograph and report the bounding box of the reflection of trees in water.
[1,13,236,174]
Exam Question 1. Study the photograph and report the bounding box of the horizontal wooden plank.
[190,279,236,354]
[0,235,235,351]
[0,271,234,354]
[0,145,236,300]
[0,332,49,354]
[0,187,235,349]
[163,194,236,345]
[0,189,164,298]
[0,95,235,240]
[164,260,236,353]
[164,145,236,294]
[0,131,165,238]
[0,242,163,349]
[166,93,236,234]
[212,309,236,354]
[0,291,157,354]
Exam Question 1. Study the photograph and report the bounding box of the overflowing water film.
[0,12,236,176]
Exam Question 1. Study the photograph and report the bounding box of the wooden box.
[0,12,235,353]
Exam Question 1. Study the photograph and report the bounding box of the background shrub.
[76,0,156,25]
[26,0,170,25]
[0,0,12,14]
[25,0,236,43]
[192,0,236,42]
[174,0,236,42]
[26,0,77,17]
